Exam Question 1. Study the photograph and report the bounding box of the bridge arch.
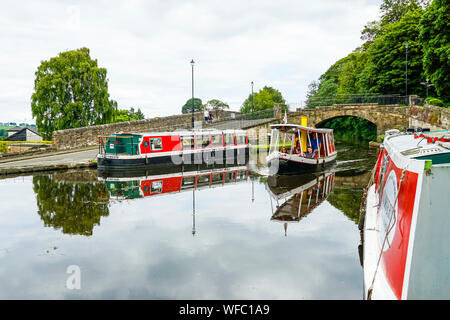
[288,104,410,136]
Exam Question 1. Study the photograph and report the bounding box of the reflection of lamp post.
[251,81,254,113]
[405,41,408,105]
[192,188,196,236]
[420,78,434,98]
[191,59,195,129]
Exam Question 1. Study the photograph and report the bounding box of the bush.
[0,142,6,154]
[426,97,444,107]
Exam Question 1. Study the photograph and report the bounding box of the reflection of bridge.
[333,171,372,188]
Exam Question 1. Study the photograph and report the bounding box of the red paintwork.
[140,135,182,154]
[139,133,248,154]
[376,148,419,299]
[140,177,182,196]
[138,169,248,197]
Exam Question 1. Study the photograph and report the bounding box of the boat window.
[225,134,235,146]
[211,173,223,185]
[211,134,223,147]
[200,135,211,148]
[150,138,163,151]
[237,135,246,145]
[151,181,163,193]
[236,170,247,180]
[181,176,196,189]
[224,171,236,182]
[181,136,195,149]
[197,174,211,186]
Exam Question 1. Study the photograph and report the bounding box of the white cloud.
[0,0,380,123]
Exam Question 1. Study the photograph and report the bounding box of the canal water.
[0,143,378,299]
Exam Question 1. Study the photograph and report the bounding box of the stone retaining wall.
[52,110,240,150]
[409,104,450,131]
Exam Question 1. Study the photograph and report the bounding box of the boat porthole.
[143,141,149,148]
[143,186,150,193]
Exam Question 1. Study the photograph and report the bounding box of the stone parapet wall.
[409,104,450,131]
[288,104,410,135]
[53,110,241,150]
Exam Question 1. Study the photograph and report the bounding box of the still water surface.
[0,144,377,299]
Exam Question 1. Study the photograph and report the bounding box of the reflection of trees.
[326,187,363,223]
[33,176,110,236]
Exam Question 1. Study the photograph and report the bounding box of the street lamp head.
[405,41,408,49]
[190,59,195,66]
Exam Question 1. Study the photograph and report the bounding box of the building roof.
[4,127,41,141]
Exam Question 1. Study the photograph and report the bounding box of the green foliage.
[306,0,450,111]
[241,86,286,113]
[206,99,229,113]
[425,97,444,106]
[113,107,145,122]
[379,0,429,25]
[419,0,450,101]
[321,117,377,142]
[0,141,6,153]
[326,187,364,223]
[31,47,116,140]
[33,176,110,236]
[182,98,203,114]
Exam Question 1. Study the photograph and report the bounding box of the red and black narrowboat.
[97,129,249,169]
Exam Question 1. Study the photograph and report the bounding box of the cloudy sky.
[0,0,380,124]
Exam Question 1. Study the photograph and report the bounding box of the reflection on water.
[267,173,335,236]
[0,143,378,299]
[33,176,110,236]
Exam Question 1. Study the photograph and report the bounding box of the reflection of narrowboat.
[362,129,450,300]
[97,129,249,169]
[100,165,249,200]
[266,124,337,175]
[266,172,335,235]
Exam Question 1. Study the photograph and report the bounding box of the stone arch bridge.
[284,104,410,135]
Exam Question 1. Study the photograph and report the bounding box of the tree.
[206,99,229,117]
[240,86,286,113]
[182,98,203,114]
[365,8,427,97]
[31,47,116,140]
[419,0,450,101]
[112,107,145,122]
[380,0,429,25]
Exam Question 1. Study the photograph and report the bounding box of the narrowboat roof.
[383,129,450,164]
[270,124,333,134]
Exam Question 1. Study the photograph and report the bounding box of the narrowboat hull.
[98,147,249,170]
[266,152,337,175]
[362,130,450,299]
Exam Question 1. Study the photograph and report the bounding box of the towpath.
[0,147,98,175]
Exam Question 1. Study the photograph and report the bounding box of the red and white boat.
[97,129,249,169]
[363,129,450,299]
[266,124,337,175]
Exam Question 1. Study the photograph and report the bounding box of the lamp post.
[405,41,408,105]
[251,81,254,113]
[420,78,434,98]
[191,59,195,129]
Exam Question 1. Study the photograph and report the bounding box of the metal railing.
[304,94,410,109]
